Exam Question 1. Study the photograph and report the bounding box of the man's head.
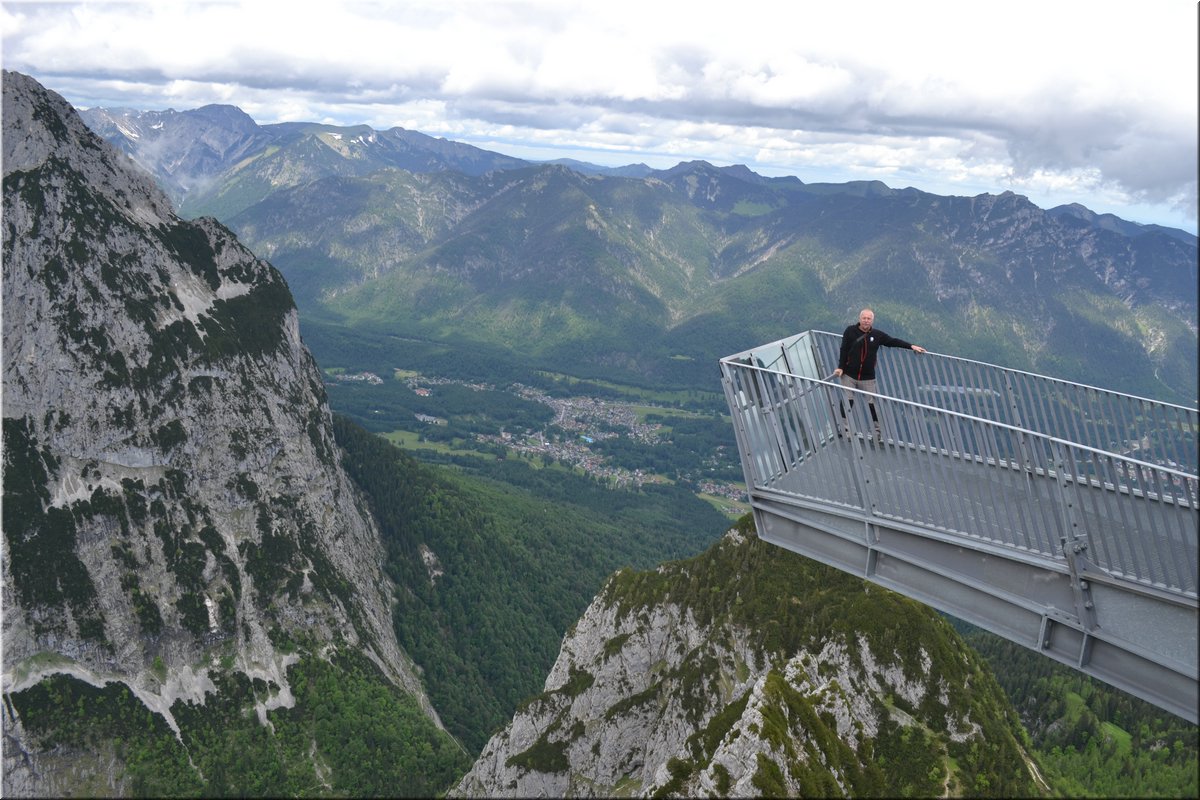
[858,308,875,331]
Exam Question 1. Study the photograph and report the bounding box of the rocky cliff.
[454,519,1047,798]
[1,70,443,795]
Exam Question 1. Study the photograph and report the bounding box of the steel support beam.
[751,494,1199,724]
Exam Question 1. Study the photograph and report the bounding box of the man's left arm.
[881,332,926,354]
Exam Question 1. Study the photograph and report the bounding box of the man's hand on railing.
[911,345,927,354]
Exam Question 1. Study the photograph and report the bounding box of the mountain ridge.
[77,100,1197,244]
[74,95,1199,404]
[257,156,1197,401]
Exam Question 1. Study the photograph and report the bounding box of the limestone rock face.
[2,70,435,794]
[454,525,1042,798]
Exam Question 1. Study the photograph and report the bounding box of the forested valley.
[331,415,728,753]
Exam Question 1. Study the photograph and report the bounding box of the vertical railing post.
[843,385,874,516]
[809,337,827,379]
[1004,369,1034,473]
[1049,439,1099,646]
[756,368,787,476]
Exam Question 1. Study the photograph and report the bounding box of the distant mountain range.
[78,101,1197,405]
[78,102,1198,243]
[1045,203,1196,246]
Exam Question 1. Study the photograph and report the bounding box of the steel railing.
[720,331,1199,597]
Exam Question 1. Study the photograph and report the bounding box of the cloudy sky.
[3,0,1197,233]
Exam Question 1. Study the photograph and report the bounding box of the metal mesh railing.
[721,331,1199,596]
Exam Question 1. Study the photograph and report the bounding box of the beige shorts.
[839,375,878,395]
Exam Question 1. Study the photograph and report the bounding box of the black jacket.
[838,324,912,380]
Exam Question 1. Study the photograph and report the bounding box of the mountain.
[542,158,656,178]
[246,159,1199,401]
[78,104,529,219]
[76,103,273,206]
[2,71,467,795]
[453,516,1046,797]
[1047,203,1199,246]
[79,102,1198,403]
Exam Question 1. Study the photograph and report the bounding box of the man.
[834,308,927,441]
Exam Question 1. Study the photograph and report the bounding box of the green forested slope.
[331,414,728,753]
[960,626,1199,798]
[8,650,470,797]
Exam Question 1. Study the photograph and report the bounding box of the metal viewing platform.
[720,330,1198,723]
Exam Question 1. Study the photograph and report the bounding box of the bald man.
[834,309,926,440]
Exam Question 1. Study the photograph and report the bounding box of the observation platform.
[720,330,1198,723]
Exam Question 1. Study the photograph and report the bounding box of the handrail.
[726,329,1198,479]
[722,360,1199,485]
[806,329,1199,415]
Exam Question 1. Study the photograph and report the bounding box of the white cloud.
[2,0,1196,231]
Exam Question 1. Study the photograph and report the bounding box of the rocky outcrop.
[2,71,438,794]
[454,523,1042,798]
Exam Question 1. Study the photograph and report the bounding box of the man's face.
[858,311,874,331]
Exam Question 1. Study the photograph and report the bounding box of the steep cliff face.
[455,520,1046,798]
[2,71,439,794]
